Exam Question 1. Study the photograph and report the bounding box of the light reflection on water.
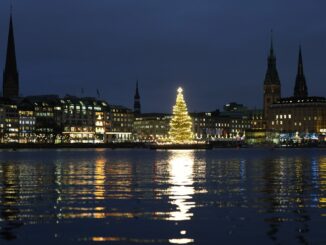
[0,149,325,244]
[167,150,195,221]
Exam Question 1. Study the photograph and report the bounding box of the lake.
[0,148,325,244]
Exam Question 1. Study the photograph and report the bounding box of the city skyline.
[0,0,326,113]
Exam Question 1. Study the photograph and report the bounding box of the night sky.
[0,0,325,113]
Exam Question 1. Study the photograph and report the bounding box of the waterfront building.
[0,98,19,143]
[24,96,58,143]
[58,96,110,143]
[191,108,252,141]
[266,47,326,140]
[107,105,134,142]
[133,113,171,142]
[268,97,326,137]
[3,13,19,98]
[133,110,253,142]
[18,100,36,143]
[245,109,266,144]
[0,95,113,144]
[191,111,222,140]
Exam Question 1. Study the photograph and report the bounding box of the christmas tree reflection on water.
[167,150,195,245]
[167,150,195,221]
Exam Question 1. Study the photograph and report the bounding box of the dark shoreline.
[0,142,146,149]
[0,142,325,149]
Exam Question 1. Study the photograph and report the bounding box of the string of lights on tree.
[169,87,193,143]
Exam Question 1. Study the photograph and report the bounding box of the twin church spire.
[263,31,309,121]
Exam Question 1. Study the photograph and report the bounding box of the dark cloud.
[0,0,325,112]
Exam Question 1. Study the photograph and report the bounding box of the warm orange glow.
[94,158,106,200]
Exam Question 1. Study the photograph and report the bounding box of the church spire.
[264,31,280,85]
[135,80,140,98]
[263,31,281,123]
[270,29,274,57]
[134,80,141,115]
[294,45,308,98]
[3,11,19,98]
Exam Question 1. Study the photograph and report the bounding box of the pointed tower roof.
[134,80,140,98]
[3,9,19,98]
[294,45,308,97]
[4,13,18,74]
[264,31,280,85]
[269,30,275,58]
[133,80,141,115]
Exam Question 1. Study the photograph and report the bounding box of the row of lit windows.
[5,119,18,123]
[118,123,133,127]
[272,120,303,126]
[137,125,166,129]
[303,116,319,121]
[19,120,35,125]
[114,118,132,122]
[36,112,54,117]
[112,113,132,117]
[68,127,94,132]
[19,111,33,116]
[276,114,292,119]
[36,128,54,132]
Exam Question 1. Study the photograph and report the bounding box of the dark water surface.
[0,148,325,244]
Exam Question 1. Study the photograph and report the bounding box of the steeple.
[269,30,274,58]
[134,80,141,115]
[3,11,19,98]
[135,80,140,98]
[294,46,308,98]
[263,31,281,123]
[264,31,280,85]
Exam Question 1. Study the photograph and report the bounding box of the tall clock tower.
[263,35,281,123]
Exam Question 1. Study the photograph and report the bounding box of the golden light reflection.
[167,150,195,221]
[92,237,121,242]
[319,157,326,209]
[169,238,195,244]
[94,157,106,200]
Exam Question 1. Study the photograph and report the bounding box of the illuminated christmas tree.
[169,87,193,143]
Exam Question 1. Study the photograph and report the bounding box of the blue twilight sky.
[0,0,325,113]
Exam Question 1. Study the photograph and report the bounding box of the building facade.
[264,43,326,142]
[0,96,118,144]
[133,113,171,142]
[107,105,134,142]
[268,97,326,135]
